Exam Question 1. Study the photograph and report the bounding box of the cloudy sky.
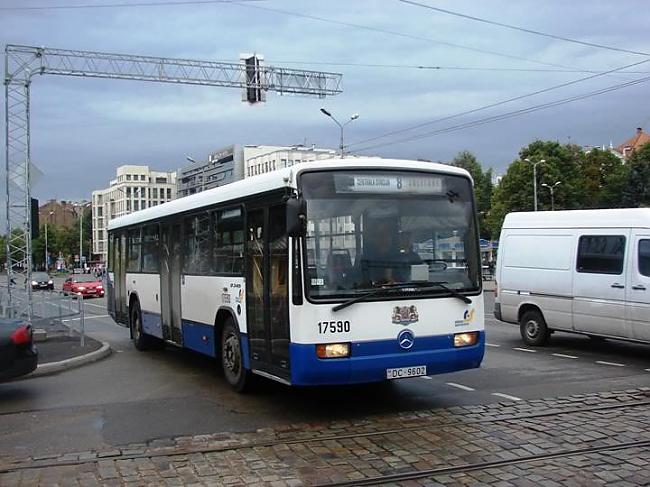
[1,0,649,206]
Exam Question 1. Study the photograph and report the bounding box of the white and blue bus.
[106,158,484,391]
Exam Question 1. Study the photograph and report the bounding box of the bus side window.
[183,213,212,275]
[142,224,160,273]
[214,207,244,275]
[126,228,142,272]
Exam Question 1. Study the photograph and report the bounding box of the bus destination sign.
[334,173,444,195]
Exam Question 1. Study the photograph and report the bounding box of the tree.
[621,143,650,207]
[451,150,493,239]
[578,148,627,208]
[488,140,584,237]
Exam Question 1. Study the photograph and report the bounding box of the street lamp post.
[541,181,562,210]
[320,108,359,158]
[524,158,545,211]
[45,210,55,270]
[73,202,91,271]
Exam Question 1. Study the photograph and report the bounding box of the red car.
[62,275,105,298]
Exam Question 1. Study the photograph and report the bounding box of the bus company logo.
[397,329,415,350]
[235,288,244,303]
[391,305,419,325]
[455,308,475,327]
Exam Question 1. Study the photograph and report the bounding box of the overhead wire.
[347,58,650,149]
[232,2,589,72]
[259,61,650,74]
[352,74,650,153]
[399,0,650,57]
[0,0,262,11]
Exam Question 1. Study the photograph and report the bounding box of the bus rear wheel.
[130,301,157,351]
[221,319,250,392]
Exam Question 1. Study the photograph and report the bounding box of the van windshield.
[299,170,480,300]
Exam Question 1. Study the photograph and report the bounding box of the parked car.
[31,271,54,290]
[62,275,105,298]
[494,208,650,346]
[0,319,38,382]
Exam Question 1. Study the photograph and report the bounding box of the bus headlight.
[316,343,350,359]
[454,332,478,347]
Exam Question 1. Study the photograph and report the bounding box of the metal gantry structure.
[4,44,343,321]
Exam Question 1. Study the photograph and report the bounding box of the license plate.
[386,365,427,380]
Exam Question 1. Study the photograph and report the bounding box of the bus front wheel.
[221,319,250,392]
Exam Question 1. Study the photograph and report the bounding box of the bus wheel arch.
[518,304,550,346]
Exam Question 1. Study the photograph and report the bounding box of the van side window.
[639,240,650,277]
[576,235,625,275]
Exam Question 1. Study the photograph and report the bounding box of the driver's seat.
[326,250,352,289]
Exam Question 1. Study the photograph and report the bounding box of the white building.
[92,165,177,263]
[246,146,338,177]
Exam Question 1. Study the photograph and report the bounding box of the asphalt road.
[1,282,649,460]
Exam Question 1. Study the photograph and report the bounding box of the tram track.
[1,397,649,474]
[318,439,650,486]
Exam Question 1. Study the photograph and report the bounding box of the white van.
[494,209,650,346]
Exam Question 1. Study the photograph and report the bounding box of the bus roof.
[108,157,471,231]
[503,208,650,230]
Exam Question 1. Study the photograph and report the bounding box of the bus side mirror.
[287,197,307,237]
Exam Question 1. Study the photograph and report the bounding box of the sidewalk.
[28,327,111,379]
[1,388,648,486]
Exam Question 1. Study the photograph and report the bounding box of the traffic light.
[241,54,266,104]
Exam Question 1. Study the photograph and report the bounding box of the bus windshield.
[300,170,480,300]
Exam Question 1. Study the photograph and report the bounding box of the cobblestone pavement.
[1,388,649,486]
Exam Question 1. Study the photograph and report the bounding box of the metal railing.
[0,286,85,345]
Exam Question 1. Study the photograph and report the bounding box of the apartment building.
[245,146,338,177]
[91,165,176,263]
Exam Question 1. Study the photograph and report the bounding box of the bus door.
[161,223,183,344]
[246,204,290,380]
[114,232,128,324]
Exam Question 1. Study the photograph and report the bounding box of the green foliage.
[451,150,493,239]
[621,143,650,207]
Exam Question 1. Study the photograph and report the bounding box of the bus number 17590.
[317,320,351,334]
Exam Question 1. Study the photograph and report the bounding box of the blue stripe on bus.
[289,331,485,386]
[141,310,163,339]
[181,320,216,357]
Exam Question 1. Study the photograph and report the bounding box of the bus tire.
[520,309,549,346]
[130,300,155,351]
[221,319,250,392]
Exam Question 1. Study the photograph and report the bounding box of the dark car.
[31,271,54,290]
[62,275,105,298]
[0,319,38,382]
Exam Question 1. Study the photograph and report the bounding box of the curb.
[28,341,112,378]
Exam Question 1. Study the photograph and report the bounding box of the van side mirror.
[286,197,307,237]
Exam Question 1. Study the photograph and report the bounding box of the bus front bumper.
[289,331,485,386]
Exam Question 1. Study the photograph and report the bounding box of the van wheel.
[520,310,550,346]
[221,319,250,392]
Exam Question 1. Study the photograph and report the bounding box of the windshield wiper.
[332,281,471,312]
[424,281,473,304]
[332,283,420,312]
